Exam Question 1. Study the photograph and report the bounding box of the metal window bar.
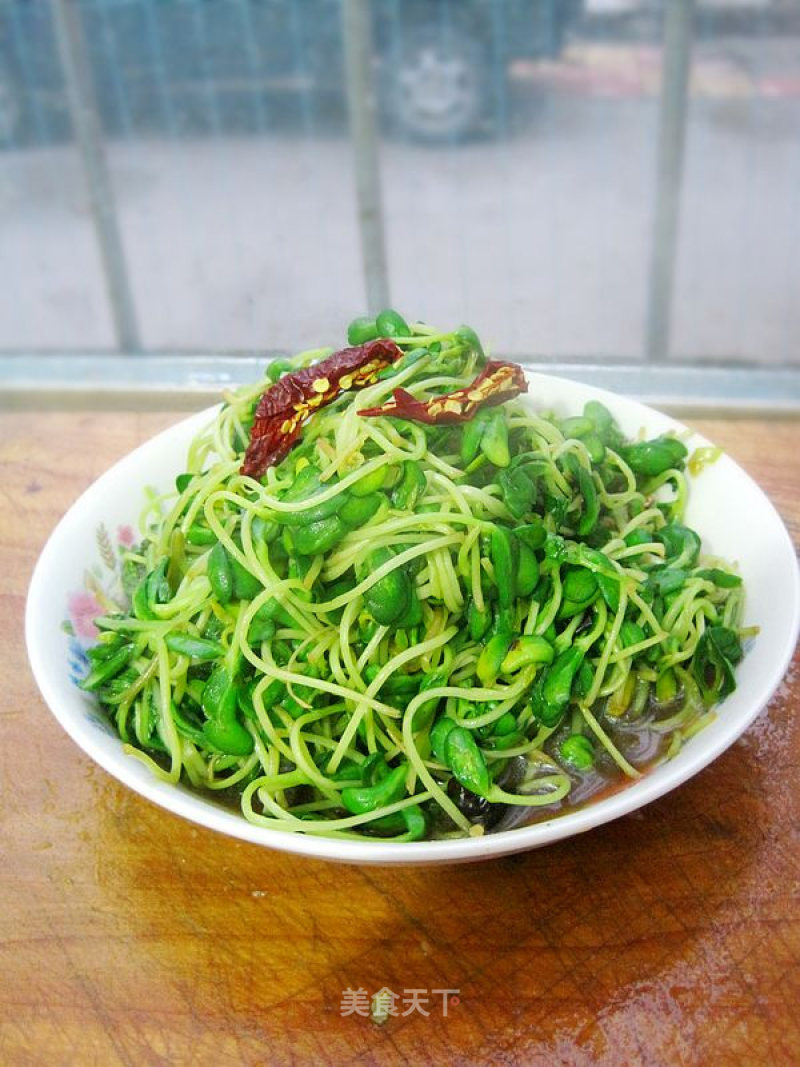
[646,0,695,362]
[49,0,141,351]
[342,0,389,314]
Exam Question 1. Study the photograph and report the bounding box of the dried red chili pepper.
[241,338,403,477]
[358,360,527,425]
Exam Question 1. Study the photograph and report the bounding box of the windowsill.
[1,354,799,415]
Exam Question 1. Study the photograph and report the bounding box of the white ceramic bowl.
[26,374,800,865]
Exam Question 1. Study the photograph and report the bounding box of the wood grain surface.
[1,408,798,1067]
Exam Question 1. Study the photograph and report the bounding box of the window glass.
[0,0,797,367]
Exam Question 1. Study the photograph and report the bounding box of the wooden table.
[2,407,798,1066]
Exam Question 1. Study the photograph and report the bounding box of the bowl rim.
[26,372,800,864]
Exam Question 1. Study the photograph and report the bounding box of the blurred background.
[1,0,799,399]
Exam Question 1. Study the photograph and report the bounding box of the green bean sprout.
[82,314,753,842]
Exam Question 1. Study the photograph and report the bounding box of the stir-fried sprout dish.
[83,313,753,841]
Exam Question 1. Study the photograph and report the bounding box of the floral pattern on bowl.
[61,523,134,686]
